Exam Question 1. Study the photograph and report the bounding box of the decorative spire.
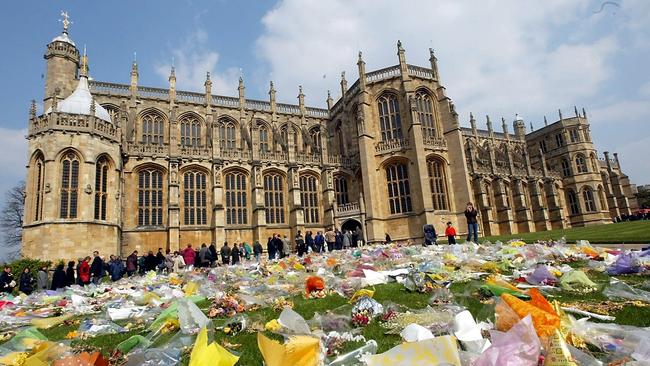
[429,48,439,81]
[205,71,211,82]
[582,107,586,118]
[486,115,493,132]
[544,115,548,126]
[397,40,404,53]
[502,117,509,139]
[358,51,364,63]
[470,112,477,134]
[79,46,89,78]
[204,72,212,94]
[326,90,333,110]
[340,71,348,97]
[574,105,579,117]
[60,10,72,34]
[558,108,563,121]
[530,122,533,131]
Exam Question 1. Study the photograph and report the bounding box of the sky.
[0,0,648,255]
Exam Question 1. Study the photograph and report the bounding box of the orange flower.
[305,276,325,298]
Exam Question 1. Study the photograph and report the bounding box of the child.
[445,222,457,244]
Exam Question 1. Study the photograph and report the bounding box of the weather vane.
[60,10,72,33]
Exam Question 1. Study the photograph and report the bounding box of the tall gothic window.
[60,152,79,219]
[281,126,299,153]
[386,163,412,214]
[575,154,588,173]
[183,171,207,225]
[138,169,164,226]
[142,112,164,145]
[567,189,580,215]
[220,122,236,150]
[225,171,247,225]
[180,115,201,147]
[310,129,322,152]
[33,154,45,221]
[94,157,109,220]
[561,158,572,177]
[264,173,285,224]
[555,133,564,148]
[378,94,402,141]
[300,175,319,223]
[259,124,270,152]
[569,129,580,143]
[583,187,596,212]
[415,91,436,138]
[427,159,448,210]
[334,176,349,205]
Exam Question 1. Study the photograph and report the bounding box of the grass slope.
[479,221,650,244]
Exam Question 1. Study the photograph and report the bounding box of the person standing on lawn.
[325,228,336,252]
[51,263,67,290]
[464,202,479,243]
[182,244,196,269]
[37,265,49,290]
[295,231,306,257]
[231,243,241,265]
[79,257,91,285]
[19,267,34,295]
[90,251,105,284]
[267,236,276,260]
[253,241,263,262]
[0,266,15,293]
[66,261,76,286]
[221,242,231,265]
[445,222,457,244]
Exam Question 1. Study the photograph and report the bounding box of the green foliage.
[4,257,52,277]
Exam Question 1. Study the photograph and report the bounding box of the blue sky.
[0,0,649,202]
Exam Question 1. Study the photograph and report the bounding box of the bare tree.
[0,181,25,257]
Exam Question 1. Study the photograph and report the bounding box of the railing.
[89,81,130,96]
[347,80,360,97]
[259,150,287,162]
[337,202,360,215]
[473,164,492,175]
[245,99,272,112]
[375,138,409,153]
[214,95,240,108]
[422,136,447,150]
[277,103,301,115]
[137,86,169,99]
[179,145,211,159]
[94,118,118,137]
[220,149,250,160]
[306,107,329,118]
[407,64,434,80]
[177,90,204,104]
[127,142,168,155]
[29,113,120,141]
[296,154,321,165]
[366,65,401,83]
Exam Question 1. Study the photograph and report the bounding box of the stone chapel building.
[22,18,638,260]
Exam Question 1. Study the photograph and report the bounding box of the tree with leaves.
[0,181,25,259]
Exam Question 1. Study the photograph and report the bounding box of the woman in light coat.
[172,251,186,272]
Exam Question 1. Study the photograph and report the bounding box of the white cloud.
[154,30,240,94]
[255,0,649,184]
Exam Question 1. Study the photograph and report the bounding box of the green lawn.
[478,221,650,244]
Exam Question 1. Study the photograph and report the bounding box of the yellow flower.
[264,319,282,332]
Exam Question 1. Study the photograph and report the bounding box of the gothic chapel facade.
[22,19,638,260]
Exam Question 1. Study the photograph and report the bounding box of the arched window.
[259,124,270,152]
[415,91,436,138]
[334,176,349,205]
[264,173,285,224]
[597,185,607,211]
[561,158,572,177]
[183,171,207,225]
[378,94,402,142]
[32,153,45,221]
[386,163,412,214]
[225,171,247,225]
[310,128,322,152]
[567,189,580,215]
[180,115,201,147]
[103,105,120,124]
[575,154,588,173]
[94,157,110,220]
[60,152,79,219]
[138,169,164,226]
[219,122,236,150]
[583,187,596,212]
[142,112,164,145]
[300,175,319,223]
[281,126,299,153]
[427,159,448,210]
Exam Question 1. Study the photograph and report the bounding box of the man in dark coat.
[51,263,67,290]
[66,261,76,286]
[208,243,218,266]
[220,242,231,265]
[0,266,16,294]
[126,251,138,277]
[90,251,105,285]
[272,234,284,259]
[267,236,276,260]
[144,251,158,272]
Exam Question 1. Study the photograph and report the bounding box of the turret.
[513,114,526,140]
[204,72,212,106]
[130,55,138,97]
[44,11,80,110]
[429,48,440,81]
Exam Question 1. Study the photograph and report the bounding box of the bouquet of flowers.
[208,294,246,318]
